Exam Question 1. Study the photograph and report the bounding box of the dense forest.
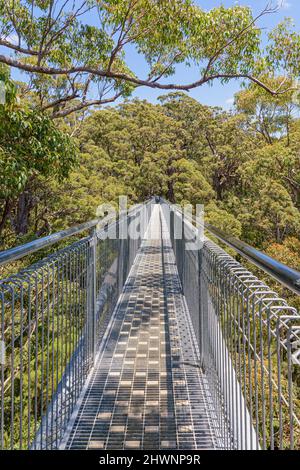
[1,69,300,300]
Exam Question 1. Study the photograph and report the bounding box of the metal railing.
[203,221,300,295]
[1,196,300,450]
[159,197,300,295]
[162,200,300,450]
[0,201,153,449]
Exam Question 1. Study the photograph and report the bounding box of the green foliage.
[2,83,300,263]
[235,75,299,144]
[0,69,77,240]
[72,99,215,207]
[267,18,300,78]
[0,2,297,115]
[0,64,17,106]
[205,202,242,238]
[1,3,300,451]
[0,107,77,198]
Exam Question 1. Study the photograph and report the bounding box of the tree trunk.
[213,172,223,200]
[167,180,175,203]
[14,188,34,235]
[0,198,12,235]
[166,163,175,203]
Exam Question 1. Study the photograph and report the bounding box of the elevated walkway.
[1,199,299,450]
[62,206,217,450]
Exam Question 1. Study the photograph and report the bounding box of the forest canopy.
[1,85,300,254]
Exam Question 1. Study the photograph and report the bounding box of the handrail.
[0,199,153,267]
[3,195,300,295]
[0,198,153,450]
[161,198,300,295]
[0,217,104,266]
[203,221,300,295]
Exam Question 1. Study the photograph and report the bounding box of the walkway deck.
[62,206,217,450]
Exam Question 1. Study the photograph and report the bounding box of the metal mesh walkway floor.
[62,206,217,450]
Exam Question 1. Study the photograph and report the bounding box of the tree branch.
[40,91,79,111]
[0,39,39,56]
[51,91,123,118]
[0,51,296,96]
[203,3,278,79]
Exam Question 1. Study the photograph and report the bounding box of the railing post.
[88,227,97,365]
[170,208,174,249]
[180,210,185,285]
[198,248,204,368]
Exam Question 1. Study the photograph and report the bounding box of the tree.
[0,67,77,238]
[237,118,300,208]
[231,163,300,245]
[266,18,300,80]
[205,201,242,239]
[159,92,256,200]
[265,237,300,310]
[252,181,300,243]
[0,1,296,118]
[47,98,216,231]
[235,76,299,145]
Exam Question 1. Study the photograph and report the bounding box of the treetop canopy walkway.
[0,198,300,450]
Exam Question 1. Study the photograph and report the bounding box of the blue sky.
[125,0,300,109]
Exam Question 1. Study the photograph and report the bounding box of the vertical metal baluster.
[246,289,253,449]
[219,257,224,446]
[0,289,4,449]
[10,287,15,449]
[19,284,24,449]
[45,264,50,449]
[84,243,88,372]
[40,268,45,449]
[70,250,75,414]
[224,265,230,448]
[1,201,300,451]
[233,277,238,449]
[276,319,283,450]
[63,251,70,434]
[73,249,78,406]
[83,245,87,385]
[78,247,82,392]
[241,284,247,450]
[258,299,266,449]
[33,273,39,449]
[267,307,274,449]
[61,253,66,437]
[198,248,204,368]
[56,256,61,448]
[214,256,220,443]
[88,228,97,366]
[287,327,294,449]
[229,273,235,449]
[50,261,55,449]
[236,278,243,449]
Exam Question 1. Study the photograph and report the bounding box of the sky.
[6,0,300,111]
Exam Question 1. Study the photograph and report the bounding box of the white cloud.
[7,33,18,45]
[280,0,292,9]
[225,97,234,106]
